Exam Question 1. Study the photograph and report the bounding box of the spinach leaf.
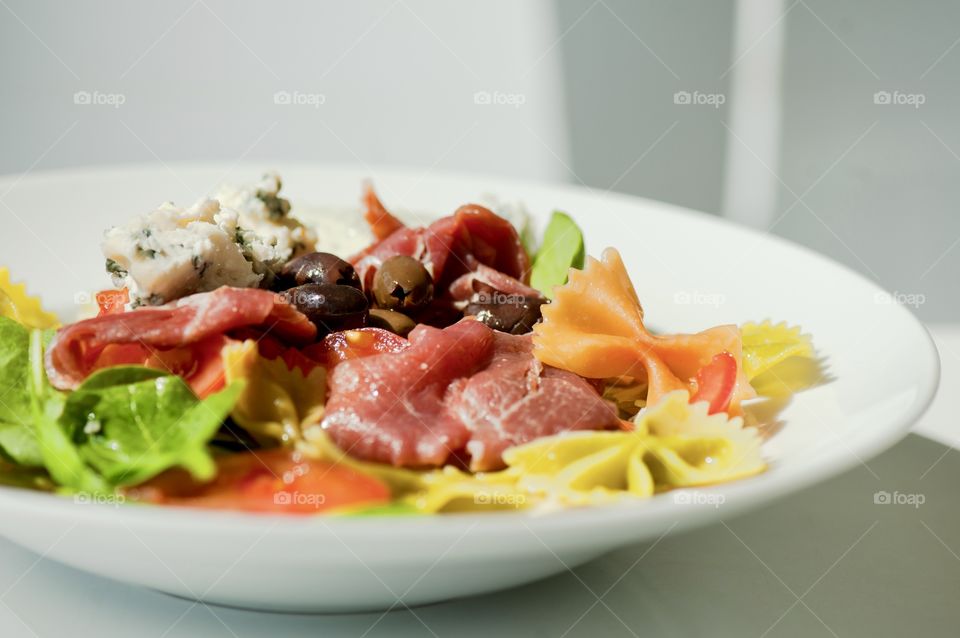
[0,316,242,493]
[0,317,41,465]
[60,368,243,487]
[529,211,585,298]
[26,328,109,493]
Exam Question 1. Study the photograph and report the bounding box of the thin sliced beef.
[351,201,530,292]
[448,264,542,302]
[448,331,620,471]
[46,287,316,390]
[321,320,619,470]
[322,320,494,467]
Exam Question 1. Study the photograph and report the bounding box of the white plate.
[0,163,939,613]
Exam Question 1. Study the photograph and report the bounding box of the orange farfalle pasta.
[532,248,755,414]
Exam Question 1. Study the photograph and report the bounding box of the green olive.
[372,255,434,311]
[282,283,368,334]
[276,252,361,290]
[367,309,417,337]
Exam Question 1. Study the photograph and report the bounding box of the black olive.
[372,255,434,311]
[465,287,545,335]
[367,308,417,337]
[281,283,368,333]
[275,252,361,291]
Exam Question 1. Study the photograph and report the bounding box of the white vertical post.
[722,0,788,228]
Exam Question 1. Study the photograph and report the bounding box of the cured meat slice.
[362,183,405,241]
[448,331,621,471]
[322,320,494,467]
[321,320,619,470]
[45,287,316,391]
[447,264,542,302]
[351,202,530,293]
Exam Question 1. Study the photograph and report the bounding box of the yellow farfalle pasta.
[299,426,426,498]
[0,267,59,329]
[502,392,764,506]
[222,340,327,445]
[402,466,530,513]
[740,321,814,380]
[377,391,767,513]
[636,392,765,486]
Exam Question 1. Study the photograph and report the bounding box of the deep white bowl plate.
[0,163,939,612]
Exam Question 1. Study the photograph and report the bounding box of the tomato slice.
[303,328,409,367]
[90,335,231,398]
[95,288,129,316]
[128,449,391,515]
[689,351,738,415]
[143,335,231,398]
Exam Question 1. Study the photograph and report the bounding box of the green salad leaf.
[0,316,243,493]
[26,327,109,493]
[60,368,243,487]
[529,211,585,298]
[0,317,43,465]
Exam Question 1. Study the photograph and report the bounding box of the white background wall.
[2,0,957,320]
[0,0,569,179]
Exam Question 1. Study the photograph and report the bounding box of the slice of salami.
[45,287,316,390]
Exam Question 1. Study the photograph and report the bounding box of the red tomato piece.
[95,288,129,316]
[143,335,232,398]
[127,450,391,515]
[89,335,232,398]
[303,328,410,367]
[689,351,738,415]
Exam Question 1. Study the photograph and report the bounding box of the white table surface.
[0,325,956,638]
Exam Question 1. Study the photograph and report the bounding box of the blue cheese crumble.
[102,173,317,307]
[214,172,317,276]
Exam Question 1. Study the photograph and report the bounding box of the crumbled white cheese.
[102,173,320,307]
[101,198,263,307]
[214,172,317,276]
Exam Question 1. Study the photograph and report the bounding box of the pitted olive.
[367,308,417,337]
[372,255,434,311]
[281,283,368,333]
[275,252,361,290]
[465,287,545,335]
